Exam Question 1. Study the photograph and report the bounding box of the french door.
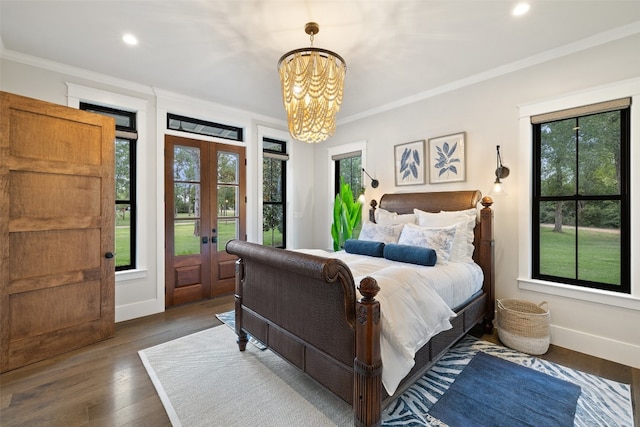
[164,135,245,307]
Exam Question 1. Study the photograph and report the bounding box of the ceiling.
[2,1,640,122]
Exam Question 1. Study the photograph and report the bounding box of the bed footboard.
[226,240,384,425]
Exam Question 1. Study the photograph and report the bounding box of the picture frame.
[428,132,466,184]
[394,140,425,186]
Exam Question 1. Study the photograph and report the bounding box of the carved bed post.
[234,257,248,351]
[480,196,495,333]
[354,276,382,427]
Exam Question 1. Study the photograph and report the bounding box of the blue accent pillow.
[344,239,385,257]
[383,243,437,266]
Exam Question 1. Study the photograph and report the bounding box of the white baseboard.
[550,324,640,369]
[116,299,164,323]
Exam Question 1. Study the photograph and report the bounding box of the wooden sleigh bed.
[225,190,495,426]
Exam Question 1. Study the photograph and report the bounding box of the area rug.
[139,325,633,427]
[427,351,581,426]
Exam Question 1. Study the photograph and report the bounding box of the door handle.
[105,252,114,259]
[202,236,208,244]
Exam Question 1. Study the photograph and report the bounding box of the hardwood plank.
[1,297,636,426]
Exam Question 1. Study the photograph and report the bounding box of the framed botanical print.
[394,140,425,186]
[428,132,466,184]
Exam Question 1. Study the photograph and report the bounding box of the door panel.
[211,145,246,296]
[0,91,115,372]
[165,136,245,306]
[165,136,211,307]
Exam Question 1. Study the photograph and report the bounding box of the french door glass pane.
[173,144,202,257]
[218,151,238,184]
[174,219,201,256]
[174,146,201,181]
[217,185,238,217]
[217,218,238,251]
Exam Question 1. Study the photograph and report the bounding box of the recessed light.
[122,33,138,46]
[512,2,531,16]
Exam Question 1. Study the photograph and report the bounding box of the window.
[167,113,243,142]
[532,98,630,293]
[263,138,287,248]
[332,151,363,238]
[81,103,137,271]
[333,151,362,197]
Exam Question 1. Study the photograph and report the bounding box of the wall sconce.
[489,145,510,196]
[362,168,379,188]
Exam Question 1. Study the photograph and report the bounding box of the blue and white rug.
[383,336,633,426]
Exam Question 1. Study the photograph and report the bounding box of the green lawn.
[539,226,620,285]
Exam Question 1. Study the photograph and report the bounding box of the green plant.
[331,178,362,251]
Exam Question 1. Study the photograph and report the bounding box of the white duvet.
[296,249,483,395]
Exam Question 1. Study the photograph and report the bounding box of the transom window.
[167,113,243,142]
[532,98,630,293]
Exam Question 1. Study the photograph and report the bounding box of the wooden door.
[0,92,116,372]
[164,135,245,307]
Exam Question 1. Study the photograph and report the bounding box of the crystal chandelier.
[278,22,346,143]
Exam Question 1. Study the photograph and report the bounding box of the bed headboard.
[372,190,482,217]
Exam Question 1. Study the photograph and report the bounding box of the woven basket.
[497,299,550,355]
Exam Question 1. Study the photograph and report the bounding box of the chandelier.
[278,22,346,143]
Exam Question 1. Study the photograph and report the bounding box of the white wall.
[317,33,640,368]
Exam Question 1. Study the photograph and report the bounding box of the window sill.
[518,278,640,311]
[116,268,148,283]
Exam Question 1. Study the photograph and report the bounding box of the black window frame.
[532,105,631,293]
[167,113,243,142]
[262,137,287,249]
[334,153,362,199]
[81,102,137,271]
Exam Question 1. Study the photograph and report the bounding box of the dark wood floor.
[1,297,638,426]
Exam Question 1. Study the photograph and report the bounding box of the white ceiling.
[2,1,640,122]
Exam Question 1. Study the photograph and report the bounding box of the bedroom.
[1,0,639,414]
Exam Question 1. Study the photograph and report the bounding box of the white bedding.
[296,249,484,395]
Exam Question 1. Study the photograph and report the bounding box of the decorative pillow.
[358,221,405,244]
[413,208,477,262]
[383,243,437,266]
[344,239,385,257]
[374,208,416,225]
[398,223,456,264]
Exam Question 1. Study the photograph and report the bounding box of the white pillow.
[397,223,456,264]
[358,222,404,244]
[375,208,416,225]
[413,208,477,262]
